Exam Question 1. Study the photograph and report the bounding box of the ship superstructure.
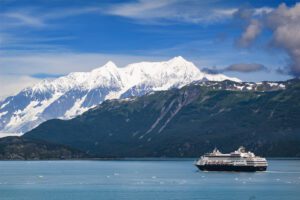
[195,147,268,172]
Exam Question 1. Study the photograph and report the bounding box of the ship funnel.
[238,146,246,153]
[212,147,221,154]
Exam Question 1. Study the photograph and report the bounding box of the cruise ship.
[195,147,268,172]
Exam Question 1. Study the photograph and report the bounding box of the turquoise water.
[0,159,299,200]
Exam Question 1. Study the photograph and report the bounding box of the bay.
[0,159,299,200]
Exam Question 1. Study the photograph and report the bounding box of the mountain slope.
[0,56,239,136]
[24,79,300,157]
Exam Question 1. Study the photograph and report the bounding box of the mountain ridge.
[0,56,239,136]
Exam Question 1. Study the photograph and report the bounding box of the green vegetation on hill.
[24,79,300,157]
[0,137,87,160]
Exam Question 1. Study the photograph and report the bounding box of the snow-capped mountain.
[0,56,240,136]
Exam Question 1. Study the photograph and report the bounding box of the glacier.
[0,56,240,136]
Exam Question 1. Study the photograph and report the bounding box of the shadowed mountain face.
[24,79,300,157]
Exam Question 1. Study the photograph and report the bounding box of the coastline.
[0,157,299,161]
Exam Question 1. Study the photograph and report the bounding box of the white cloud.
[0,6,102,30]
[253,7,274,15]
[43,7,102,19]
[105,0,238,24]
[236,3,300,76]
[238,19,262,47]
[106,0,173,19]
[0,75,40,99]
[2,11,45,27]
[0,52,166,74]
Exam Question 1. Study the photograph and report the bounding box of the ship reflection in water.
[195,146,268,172]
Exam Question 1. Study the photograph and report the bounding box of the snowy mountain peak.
[167,56,189,64]
[94,61,118,71]
[0,56,240,136]
[105,60,117,67]
[90,61,119,76]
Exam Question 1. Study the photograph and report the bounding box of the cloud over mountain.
[235,3,300,77]
[202,63,267,74]
[226,63,268,73]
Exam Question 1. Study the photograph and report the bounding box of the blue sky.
[0,0,299,98]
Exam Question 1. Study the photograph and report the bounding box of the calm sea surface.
[0,159,299,200]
